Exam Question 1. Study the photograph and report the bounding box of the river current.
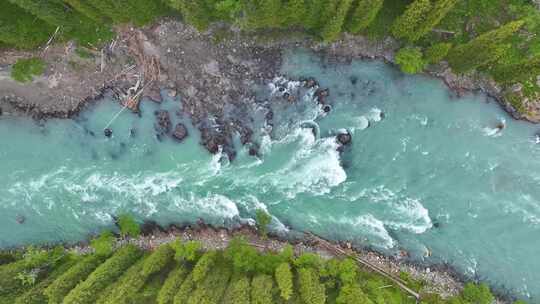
[1,50,539,301]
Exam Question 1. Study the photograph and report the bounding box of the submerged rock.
[16,214,25,224]
[172,123,188,142]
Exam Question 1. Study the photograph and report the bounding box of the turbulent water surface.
[1,50,539,300]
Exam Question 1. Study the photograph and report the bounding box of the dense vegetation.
[2,0,539,113]
[0,235,527,304]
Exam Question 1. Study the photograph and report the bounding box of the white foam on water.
[366,107,383,122]
[354,116,370,131]
[339,214,395,249]
[171,193,240,220]
[269,128,346,198]
[347,185,432,234]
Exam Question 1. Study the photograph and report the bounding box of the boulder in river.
[305,77,318,88]
[337,131,352,146]
[172,123,188,142]
[145,87,162,103]
[315,88,330,104]
[154,110,171,135]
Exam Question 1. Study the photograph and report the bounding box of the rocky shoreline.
[0,19,538,158]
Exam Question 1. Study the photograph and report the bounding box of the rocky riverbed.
[1,19,538,160]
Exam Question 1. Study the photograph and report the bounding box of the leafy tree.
[345,0,384,34]
[448,20,525,73]
[391,0,432,41]
[336,282,373,304]
[192,251,217,283]
[222,273,250,304]
[321,0,353,42]
[255,209,272,237]
[118,214,141,238]
[395,47,426,74]
[90,231,115,257]
[251,274,274,304]
[171,240,202,262]
[275,262,293,300]
[11,58,46,83]
[298,267,326,304]
[44,255,105,304]
[63,245,142,304]
[157,264,188,304]
[425,43,452,64]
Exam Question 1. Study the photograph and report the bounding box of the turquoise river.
[1,50,539,301]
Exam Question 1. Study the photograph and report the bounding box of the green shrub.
[391,0,432,41]
[90,231,115,257]
[14,257,77,304]
[321,0,354,42]
[224,237,259,273]
[192,251,217,283]
[425,43,452,64]
[118,214,141,238]
[0,260,32,299]
[448,20,525,73]
[63,245,142,304]
[11,58,46,83]
[142,244,174,277]
[298,267,326,304]
[275,262,293,300]
[251,274,274,304]
[336,282,373,304]
[294,253,322,269]
[255,209,272,237]
[346,0,384,34]
[44,254,105,304]
[173,272,195,304]
[172,240,202,262]
[0,252,17,266]
[222,273,250,304]
[462,283,494,304]
[156,263,188,304]
[395,47,426,74]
